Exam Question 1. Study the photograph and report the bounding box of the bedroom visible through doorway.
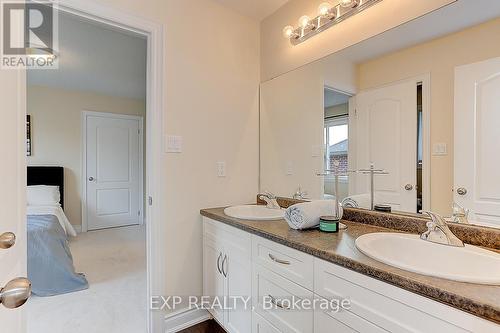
[25,9,148,333]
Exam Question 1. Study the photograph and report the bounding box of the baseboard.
[164,308,211,333]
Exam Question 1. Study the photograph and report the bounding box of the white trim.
[81,111,144,232]
[164,308,212,333]
[420,73,431,212]
[47,1,165,332]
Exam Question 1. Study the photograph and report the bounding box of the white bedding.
[27,205,77,237]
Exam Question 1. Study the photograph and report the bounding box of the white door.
[85,113,143,230]
[1,55,29,332]
[455,57,500,228]
[351,80,417,212]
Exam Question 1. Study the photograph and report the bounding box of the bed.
[27,166,89,296]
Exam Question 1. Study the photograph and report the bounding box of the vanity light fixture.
[283,0,383,45]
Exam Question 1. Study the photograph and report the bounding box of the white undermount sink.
[224,205,285,221]
[355,232,500,285]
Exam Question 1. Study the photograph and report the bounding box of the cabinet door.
[203,235,225,324]
[225,230,252,333]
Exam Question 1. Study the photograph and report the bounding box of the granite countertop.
[200,207,500,324]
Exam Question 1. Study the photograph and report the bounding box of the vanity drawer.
[252,313,282,333]
[253,264,313,333]
[252,235,313,290]
[314,296,387,333]
[314,258,470,333]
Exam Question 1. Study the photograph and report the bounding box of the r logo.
[1,1,58,68]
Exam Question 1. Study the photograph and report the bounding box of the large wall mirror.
[260,2,500,228]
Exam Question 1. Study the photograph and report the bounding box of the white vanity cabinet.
[203,218,499,333]
[203,218,252,333]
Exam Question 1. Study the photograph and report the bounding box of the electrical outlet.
[217,162,226,177]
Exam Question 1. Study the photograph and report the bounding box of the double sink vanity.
[200,200,500,333]
[199,4,500,332]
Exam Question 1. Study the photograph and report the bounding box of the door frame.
[25,0,165,331]
[349,74,431,212]
[81,111,144,232]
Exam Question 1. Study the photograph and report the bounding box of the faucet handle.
[425,221,437,231]
[422,211,446,226]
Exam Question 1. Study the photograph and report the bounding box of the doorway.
[20,2,165,332]
[323,87,351,202]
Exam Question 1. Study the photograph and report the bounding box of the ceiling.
[212,0,290,21]
[28,11,147,100]
[336,0,500,64]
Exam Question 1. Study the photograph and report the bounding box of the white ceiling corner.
[212,0,290,21]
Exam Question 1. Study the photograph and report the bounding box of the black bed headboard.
[27,166,64,210]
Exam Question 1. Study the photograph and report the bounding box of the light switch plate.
[217,162,226,177]
[286,161,293,175]
[165,135,182,153]
[433,143,447,156]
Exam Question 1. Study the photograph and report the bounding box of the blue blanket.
[27,215,89,296]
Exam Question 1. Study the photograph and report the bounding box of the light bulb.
[339,0,358,8]
[318,2,333,16]
[282,25,295,39]
[298,15,311,28]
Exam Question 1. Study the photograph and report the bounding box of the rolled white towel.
[341,193,382,209]
[285,200,343,230]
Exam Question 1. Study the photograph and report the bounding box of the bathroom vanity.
[200,207,500,333]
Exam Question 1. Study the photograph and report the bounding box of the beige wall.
[260,0,456,81]
[260,53,355,199]
[357,18,500,215]
[96,0,261,312]
[27,85,146,226]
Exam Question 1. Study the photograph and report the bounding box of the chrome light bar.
[283,0,383,46]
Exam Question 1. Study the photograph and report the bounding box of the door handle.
[0,232,16,249]
[404,184,414,191]
[88,177,95,182]
[216,252,222,275]
[222,255,228,278]
[1,277,31,309]
[457,187,467,196]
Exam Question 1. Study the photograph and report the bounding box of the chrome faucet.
[420,211,464,247]
[293,186,308,200]
[451,202,470,224]
[259,192,281,210]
